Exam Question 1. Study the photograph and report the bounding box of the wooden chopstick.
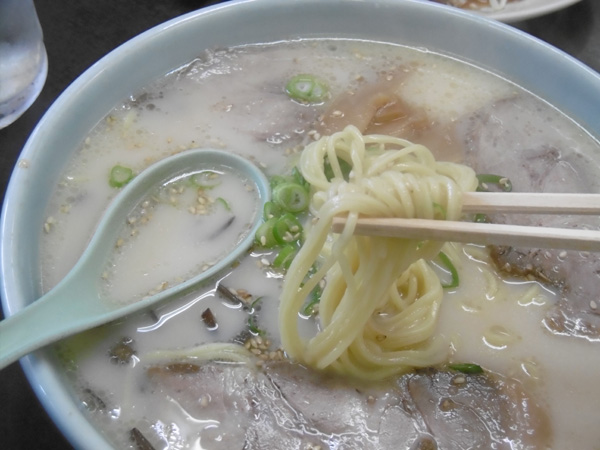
[462,192,600,215]
[330,192,600,251]
[331,217,600,251]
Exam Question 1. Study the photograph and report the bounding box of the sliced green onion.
[324,156,352,182]
[432,202,446,220]
[255,217,279,248]
[302,285,322,316]
[269,175,289,190]
[474,213,488,223]
[272,182,309,213]
[250,296,263,309]
[248,316,265,336]
[285,74,329,103]
[449,363,483,374]
[476,174,513,192]
[438,251,459,289]
[272,244,297,269]
[272,213,303,245]
[190,170,221,189]
[291,166,310,190]
[216,197,231,211]
[109,165,134,188]
[249,296,263,315]
[263,201,282,220]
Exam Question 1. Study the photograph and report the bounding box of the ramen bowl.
[2,0,600,448]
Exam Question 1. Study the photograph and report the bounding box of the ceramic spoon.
[0,148,270,370]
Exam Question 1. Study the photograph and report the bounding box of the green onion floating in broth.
[109,164,134,188]
[476,173,513,192]
[272,243,298,269]
[449,363,484,374]
[285,73,329,103]
[272,182,309,213]
[437,251,460,289]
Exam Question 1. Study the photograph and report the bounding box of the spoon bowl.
[0,148,269,370]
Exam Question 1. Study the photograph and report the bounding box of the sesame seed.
[452,375,466,385]
[591,300,598,310]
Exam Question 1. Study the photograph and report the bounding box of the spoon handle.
[0,277,104,369]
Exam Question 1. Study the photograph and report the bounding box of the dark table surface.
[1,0,598,448]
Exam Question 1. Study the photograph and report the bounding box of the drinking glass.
[0,0,47,128]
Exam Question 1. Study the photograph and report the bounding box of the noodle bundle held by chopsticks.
[279,125,477,380]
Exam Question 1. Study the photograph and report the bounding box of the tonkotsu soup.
[40,39,600,449]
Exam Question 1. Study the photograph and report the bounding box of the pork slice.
[457,95,600,195]
[400,369,551,450]
[490,244,600,339]
[456,94,600,340]
[145,360,425,450]
[145,362,259,448]
[261,361,421,450]
[144,360,552,450]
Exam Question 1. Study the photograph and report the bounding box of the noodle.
[279,125,477,380]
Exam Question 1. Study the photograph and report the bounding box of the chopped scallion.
[302,285,322,316]
[449,363,483,374]
[476,174,513,192]
[285,74,329,103]
[216,197,231,211]
[248,316,265,336]
[272,244,297,269]
[190,170,221,189]
[272,213,303,245]
[250,296,263,309]
[291,166,310,190]
[255,217,279,248]
[438,251,459,289]
[263,201,282,220]
[323,156,352,182]
[272,182,309,213]
[109,165,134,188]
[432,202,446,220]
[474,213,488,223]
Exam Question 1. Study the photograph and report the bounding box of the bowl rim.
[2,0,600,448]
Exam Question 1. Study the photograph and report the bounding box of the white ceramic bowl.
[2,0,600,448]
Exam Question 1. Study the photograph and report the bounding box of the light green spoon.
[0,148,270,370]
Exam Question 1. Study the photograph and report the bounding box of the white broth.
[41,40,600,449]
[103,168,259,304]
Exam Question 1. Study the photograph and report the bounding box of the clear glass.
[0,0,47,129]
